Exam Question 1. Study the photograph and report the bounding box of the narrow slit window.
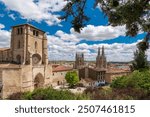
[36,31,38,36]
[33,30,36,36]
[17,28,20,35]
[20,27,23,34]
[35,42,38,49]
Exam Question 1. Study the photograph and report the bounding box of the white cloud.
[47,27,150,62]
[0,23,11,47]
[0,0,67,25]
[71,25,126,41]
[48,35,147,62]
[50,24,126,44]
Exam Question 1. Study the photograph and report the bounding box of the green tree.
[65,71,79,88]
[132,41,149,71]
[61,0,150,50]
[132,49,149,71]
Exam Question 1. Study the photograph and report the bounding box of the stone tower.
[10,24,48,65]
[96,46,107,69]
[74,52,84,69]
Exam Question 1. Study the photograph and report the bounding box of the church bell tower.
[11,24,48,65]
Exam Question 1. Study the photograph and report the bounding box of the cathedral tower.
[96,46,107,69]
[11,24,48,65]
[74,52,84,69]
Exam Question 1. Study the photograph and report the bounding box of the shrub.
[9,87,89,100]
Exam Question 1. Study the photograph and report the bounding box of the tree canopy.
[132,49,149,71]
[65,71,79,87]
[61,0,150,50]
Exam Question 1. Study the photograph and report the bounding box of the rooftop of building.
[52,65,73,72]
[106,67,131,73]
[12,23,45,33]
[0,48,10,51]
[82,64,130,73]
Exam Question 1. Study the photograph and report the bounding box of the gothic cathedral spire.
[96,46,107,69]
[102,45,105,56]
[98,47,100,56]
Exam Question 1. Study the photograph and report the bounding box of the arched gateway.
[34,73,44,89]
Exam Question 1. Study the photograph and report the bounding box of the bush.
[9,87,89,100]
[84,70,150,100]
[110,70,150,99]
[111,70,150,91]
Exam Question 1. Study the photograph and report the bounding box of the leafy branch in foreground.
[61,0,150,49]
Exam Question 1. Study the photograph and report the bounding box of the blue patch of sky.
[78,33,146,45]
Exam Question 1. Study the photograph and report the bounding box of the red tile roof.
[52,65,73,72]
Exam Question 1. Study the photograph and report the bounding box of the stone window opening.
[33,30,36,36]
[17,27,23,35]
[16,55,21,64]
[17,28,20,35]
[33,30,39,37]
[57,81,60,85]
[36,31,38,36]
[20,27,23,34]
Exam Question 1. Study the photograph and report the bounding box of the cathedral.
[75,46,107,83]
[0,24,52,98]
[75,46,130,87]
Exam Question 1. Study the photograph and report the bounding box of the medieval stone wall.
[1,67,22,98]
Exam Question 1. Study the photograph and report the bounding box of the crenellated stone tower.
[96,46,107,69]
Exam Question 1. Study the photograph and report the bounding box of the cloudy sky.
[0,0,149,62]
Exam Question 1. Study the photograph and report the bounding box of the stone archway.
[34,73,44,89]
[16,55,21,64]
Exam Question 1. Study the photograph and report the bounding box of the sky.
[0,0,149,62]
